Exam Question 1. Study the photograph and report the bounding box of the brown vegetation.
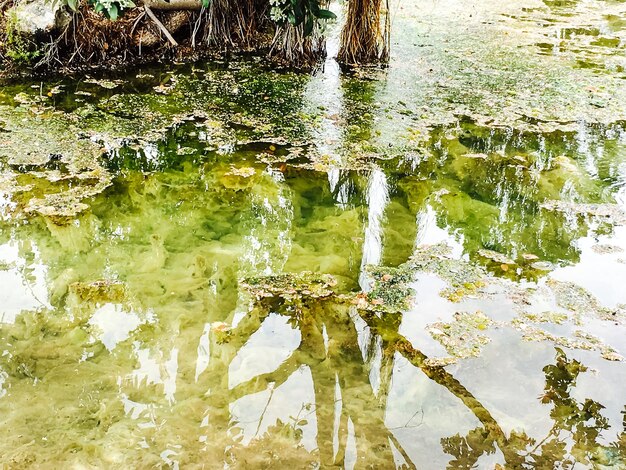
[0,0,390,76]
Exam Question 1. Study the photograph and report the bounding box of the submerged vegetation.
[0,0,626,467]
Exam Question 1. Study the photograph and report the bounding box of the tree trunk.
[337,0,390,65]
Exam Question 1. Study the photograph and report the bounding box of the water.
[1,0,626,468]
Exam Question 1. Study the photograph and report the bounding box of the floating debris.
[226,166,256,178]
[412,244,486,285]
[84,78,124,90]
[540,201,626,225]
[478,249,516,265]
[547,279,626,324]
[426,311,493,366]
[591,244,624,255]
[355,264,415,313]
[410,244,491,303]
[242,272,337,301]
[176,147,196,156]
[512,323,623,362]
[530,261,554,271]
[513,311,569,325]
[24,176,112,224]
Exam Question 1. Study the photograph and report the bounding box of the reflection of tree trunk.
[174,290,517,467]
[363,311,515,465]
[323,303,397,468]
[376,341,394,409]
[304,304,338,467]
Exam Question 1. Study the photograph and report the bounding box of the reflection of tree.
[197,295,404,468]
[205,290,626,468]
[2,235,624,468]
[390,119,624,272]
[439,347,624,469]
[525,348,618,468]
[1,118,625,468]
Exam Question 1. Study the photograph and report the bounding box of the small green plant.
[62,0,135,20]
[4,11,42,65]
[269,0,336,36]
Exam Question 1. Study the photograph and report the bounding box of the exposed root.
[269,22,326,69]
[0,1,327,76]
[337,0,390,66]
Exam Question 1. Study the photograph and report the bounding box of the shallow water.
[1,0,626,468]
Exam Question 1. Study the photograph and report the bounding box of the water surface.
[0,0,625,468]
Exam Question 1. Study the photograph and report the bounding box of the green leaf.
[292,0,304,26]
[316,9,336,20]
[107,3,118,20]
[304,14,314,36]
[66,0,78,11]
[308,0,320,16]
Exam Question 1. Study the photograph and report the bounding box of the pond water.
[1,0,626,468]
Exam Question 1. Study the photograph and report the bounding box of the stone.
[9,0,71,35]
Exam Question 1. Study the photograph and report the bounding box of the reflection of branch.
[226,305,272,350]
[381,328,513,462]
[388,431,418,470]
[228,298,511,467]
[350,308,521,465]
[229,351,319,402]
[334,408,349,466]
[377,341,395,409]
[19,265,48,309]
[389,408,423,430]
[319,304,411,469]
[253,385,275,439]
